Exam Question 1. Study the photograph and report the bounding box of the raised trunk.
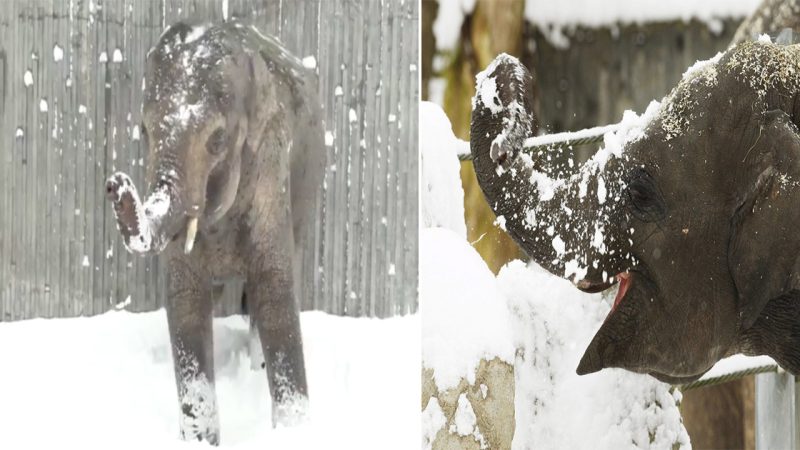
[470,54,629,287]
[105,171,188,255]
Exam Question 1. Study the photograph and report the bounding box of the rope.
[677,364,780,391]
[456,125,612,162]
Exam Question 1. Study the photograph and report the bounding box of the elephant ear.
[730,109,800,373]
[244,50,274,147]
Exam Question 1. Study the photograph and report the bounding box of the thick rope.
[457,126,611,161]
[677,364,780,391]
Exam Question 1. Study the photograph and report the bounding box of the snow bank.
[420,102,468,238]
[420,227,515,390]
[434,0,761,50]
[498,261,689,449]
[0,310,419,449]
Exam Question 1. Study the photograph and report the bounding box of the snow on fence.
[0,0,419,320]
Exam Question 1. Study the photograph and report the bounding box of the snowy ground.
[0,310,419,449]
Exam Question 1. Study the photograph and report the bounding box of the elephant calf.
[105,21,324,444]
[472,41,800,384]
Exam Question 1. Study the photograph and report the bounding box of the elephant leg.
[249,315,265,371]
[166,257,219,445]
[247,238,309,427]
[239,290,265,370]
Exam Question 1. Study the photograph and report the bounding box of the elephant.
[105,20,324,444]
[470,40,800,384]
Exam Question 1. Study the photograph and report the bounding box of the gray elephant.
[471,41,800,384]
[105,20,324,444]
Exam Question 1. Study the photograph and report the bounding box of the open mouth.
[575,271,634,376]
[611,272,631,314]
[577,272,632,320]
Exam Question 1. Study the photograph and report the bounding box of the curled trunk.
[470,54,630,287]
[106,172,188,255]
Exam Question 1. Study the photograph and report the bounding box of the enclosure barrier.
[0,0,419,321]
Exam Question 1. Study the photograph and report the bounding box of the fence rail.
[0,0,419,321]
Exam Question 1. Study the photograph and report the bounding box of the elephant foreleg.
[166,257,219,445]
[247,252,309,428]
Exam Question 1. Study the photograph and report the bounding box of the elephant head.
[471,42,800,383]
[106,21,291,255]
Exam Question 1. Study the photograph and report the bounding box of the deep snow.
[0,310,419,449]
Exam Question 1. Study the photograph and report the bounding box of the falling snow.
[302,56,317,69]
[53,44,63,61]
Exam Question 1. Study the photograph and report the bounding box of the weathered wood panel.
[0,0,419,320]
[525,20,740,137]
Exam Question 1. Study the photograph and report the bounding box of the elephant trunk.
[470,54,629,288]
[105,169,193,255]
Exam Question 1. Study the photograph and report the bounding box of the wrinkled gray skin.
[105,21,324,444]
[733,0,800,45]
[472,42,800,384]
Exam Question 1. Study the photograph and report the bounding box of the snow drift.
[0,310,419,449]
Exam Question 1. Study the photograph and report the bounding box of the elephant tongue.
[612,272,631,312]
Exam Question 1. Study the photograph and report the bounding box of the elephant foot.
[180,424,219,446]
[177,372,221,445]
[272,393,310,428]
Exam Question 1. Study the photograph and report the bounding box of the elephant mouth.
[577,272,632,316]
[610,272,632,316]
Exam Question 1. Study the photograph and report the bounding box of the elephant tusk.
[184,217,199,254]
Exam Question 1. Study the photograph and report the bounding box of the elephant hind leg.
[247,264,309,427]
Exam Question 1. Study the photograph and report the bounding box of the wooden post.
[755,372,797,449]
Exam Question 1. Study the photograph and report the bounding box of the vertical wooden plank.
[1,0,419,321]
[755,373,797,450]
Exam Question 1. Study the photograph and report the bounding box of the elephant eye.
[624,167,667,223]
[206,127,226,155]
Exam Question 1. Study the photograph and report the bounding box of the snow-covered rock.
[422,358,515,450]
[420,225,516,450]
[421,227,515,390]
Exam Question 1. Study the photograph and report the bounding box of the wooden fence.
[0,0,419,320]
